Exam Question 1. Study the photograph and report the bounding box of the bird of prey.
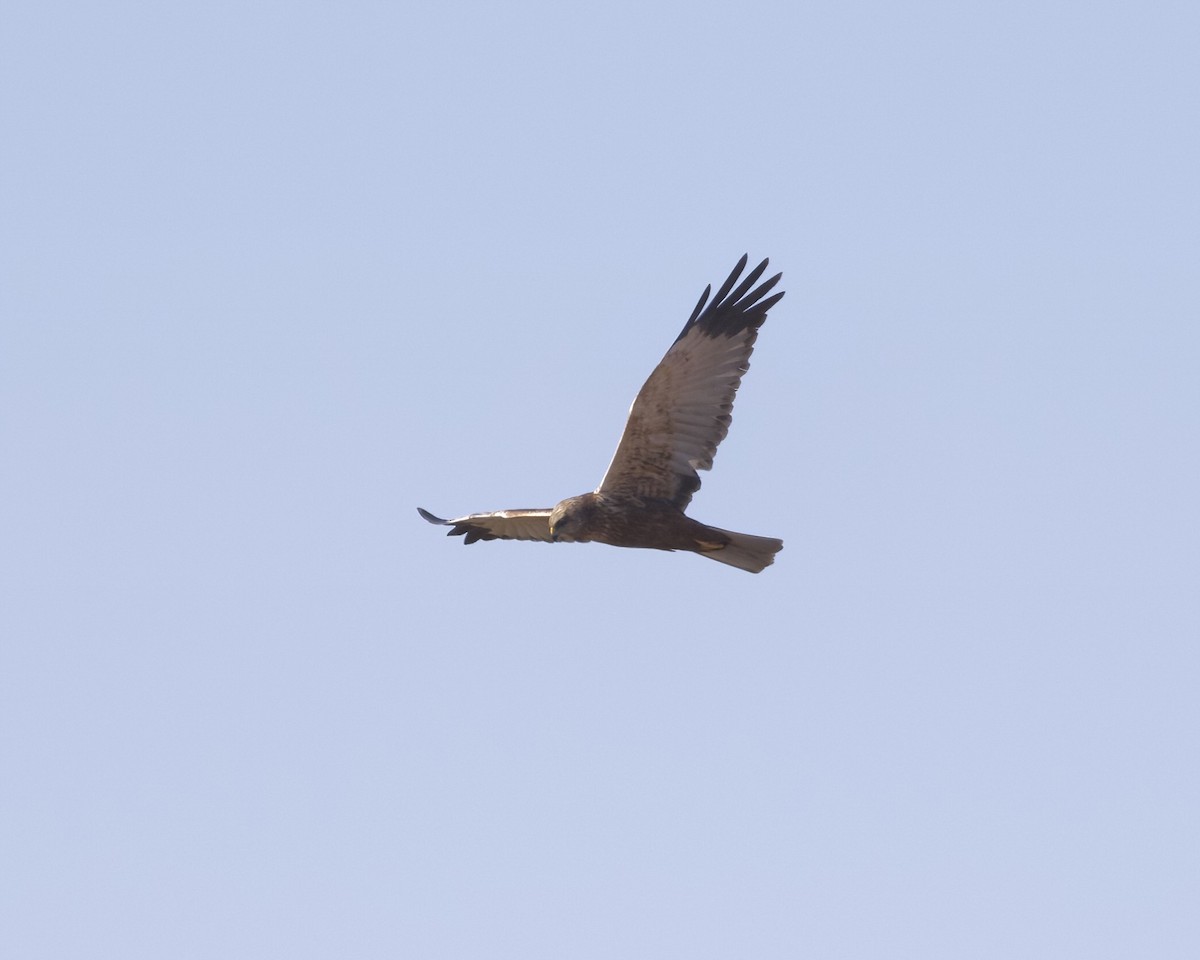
[418,255,785,573]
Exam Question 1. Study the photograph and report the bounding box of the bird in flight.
[418,255,785,572]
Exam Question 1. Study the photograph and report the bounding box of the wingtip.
[417,507,447,524]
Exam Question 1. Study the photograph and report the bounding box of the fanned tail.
[701,527,783,574]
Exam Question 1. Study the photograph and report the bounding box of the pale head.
[548,493,595,542]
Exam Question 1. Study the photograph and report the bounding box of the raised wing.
[596,255,783,509]
[417,507,553,544]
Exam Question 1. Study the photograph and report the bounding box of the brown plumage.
[418,255,785,573]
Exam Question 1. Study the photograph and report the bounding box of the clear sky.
[3,1,1198,957]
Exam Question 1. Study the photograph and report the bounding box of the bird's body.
[549,493,720,551]
[419,255,786,573]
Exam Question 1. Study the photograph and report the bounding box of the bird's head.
[548,495,591,543]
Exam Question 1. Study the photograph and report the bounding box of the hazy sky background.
[3,1,1198,957]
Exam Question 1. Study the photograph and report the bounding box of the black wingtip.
[711,254,749,306]
[676,255,783,342]
[417,507,448,525]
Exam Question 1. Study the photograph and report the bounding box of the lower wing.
[417,507,554,544]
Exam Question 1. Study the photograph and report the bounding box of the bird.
[418,254,786,573]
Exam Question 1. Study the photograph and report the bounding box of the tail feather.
[701,527,783,574]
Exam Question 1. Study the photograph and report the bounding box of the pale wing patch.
[597,326,756,503]
[417,507,553,543]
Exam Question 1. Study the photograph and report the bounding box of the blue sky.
[3,1,1198,957]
